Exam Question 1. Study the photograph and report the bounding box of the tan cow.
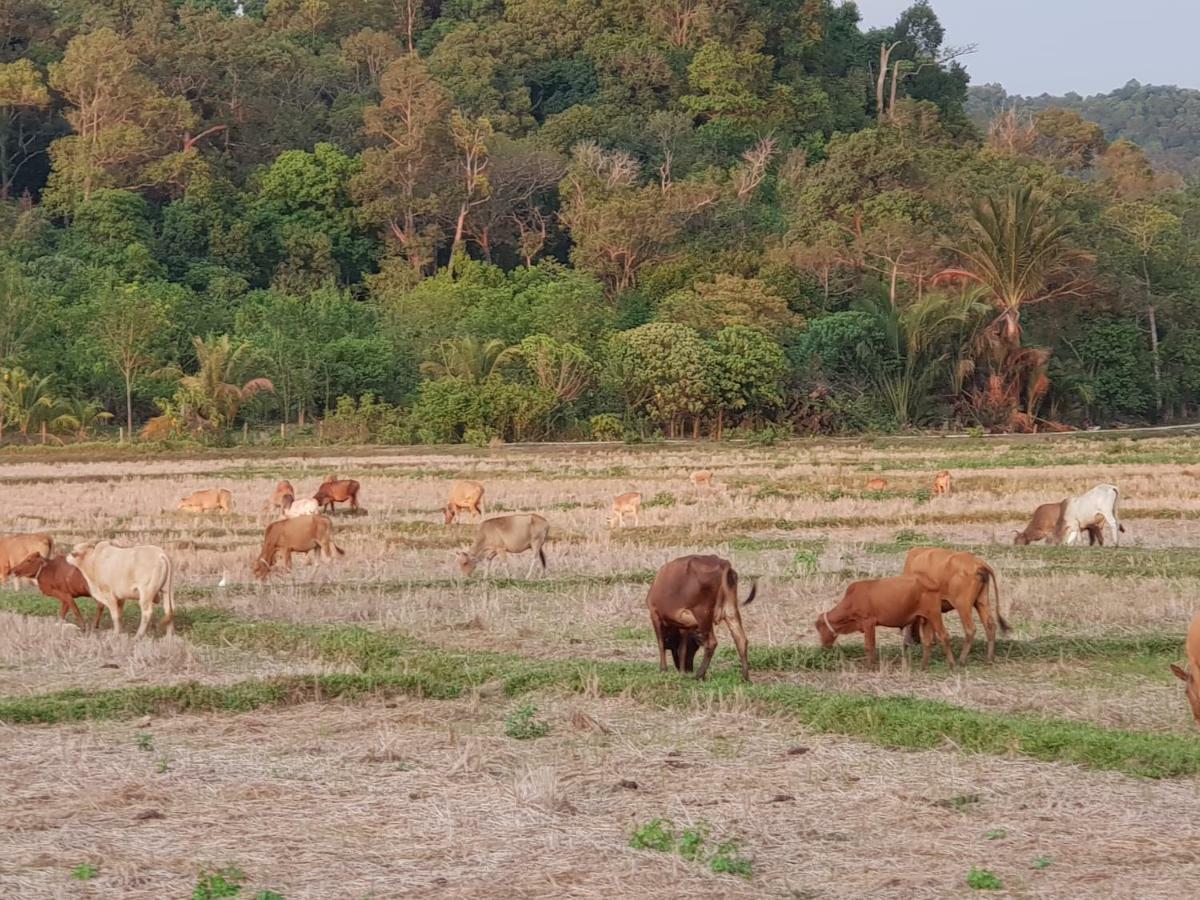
[444,480,485,525]
[689,470,714,488]
[865,477,888,491]
[178,488,232,513]
[0,532,53,588]
[933,470,952,496]
[252,515,344,579]
[609,492,642,528]
[1014,501,1104,546]
[901,547,1008,664]
[314,478,360,513]
[456,514,549,577]
[646,555,756,682]
[67,541,175,638]
[268,480,295,513]
[816,574,954,670]
[1170,611,1200,724]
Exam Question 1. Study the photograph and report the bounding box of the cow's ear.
[1170,664,1190,683]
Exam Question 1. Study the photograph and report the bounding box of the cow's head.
[251,556,271,581]
[1170,664,1200,724]
[455,551,478,576]
[66,542,95,570]
[10,553,47,579]
[1012,530,1029,545]
[815,612,838,648]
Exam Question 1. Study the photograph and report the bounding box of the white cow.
[1056,484,1123,547]
[67,541,175,638]
[281,495,322,519]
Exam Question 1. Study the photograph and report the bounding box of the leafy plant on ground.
[135,732,154,751]
[985,828,1007,840]
[629,818,675,852]
[1032,856,1053,870]
[645,491,677,508]
[893,528,932,547]
[966,867,1003,890]
[709,839,753,878]
[504,704,551,740]
[193,866,247,899]
[71,864,98,880]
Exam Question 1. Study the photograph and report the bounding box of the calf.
[816,575,955,670]
[1014,500,1101,546]
[314,478,360,513]
[933,470,952,496]
[1056,484,1123,546]
[456,514,549,578]
[11,553,97,629]
[444,480,485,524]
[1170,611,1200,724]
[0,532,53,588]
[67,542,174,638]
[609,492,642,528]
[689,470,714,488]
[178,488,232,513]
[646,555,755,682]
[252,515,344,579]
[901,547,1008,664]
[865,477,888,491]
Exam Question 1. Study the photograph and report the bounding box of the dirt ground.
[2,438,1199,897]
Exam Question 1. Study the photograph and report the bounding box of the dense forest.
[1,0,1199,444]
[968,81,1200,180]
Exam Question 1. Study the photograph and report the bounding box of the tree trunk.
[1148,303,1162,415]
[124,370,134,441]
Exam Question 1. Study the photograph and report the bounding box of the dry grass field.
[3,435,1200,898]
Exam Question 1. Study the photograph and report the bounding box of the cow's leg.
[525,550,540,579]
[725,614,751,683]
[651,615,669,673]
[134,587,152,638]
[930,610,956,671]
[918,619,932,670]
[60,594,85,629]
[954,597,976,666]
[972,580,997,665]
[1109,514,1121,547]
[863,620,878,669]
[694,630,719,681]
[97,593,122,635]
[674,631,690,672]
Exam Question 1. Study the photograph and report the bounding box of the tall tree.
[89,283,172,437]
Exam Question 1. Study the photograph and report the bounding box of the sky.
[850,0,1200,97]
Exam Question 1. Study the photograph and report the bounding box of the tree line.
[1,0,1199,444]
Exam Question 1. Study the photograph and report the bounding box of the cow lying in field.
[0,532,53,589]
[865,477,888,491]
[1014,501,1104,546]
[816,574,955,670]
[1170,611,1200,724]
[444,480,485,524]
[67,541,175,638]
[178,488,232,513]
[315,478,361,513]
[901,547,1008,664]
[456,514,549,577]
[1056,484,1124,546]
[252,515,344,579]
[11,552,97,629]
[281,493,321,518]
[646,555,755,682]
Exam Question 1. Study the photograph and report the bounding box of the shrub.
[629,819,675,852]
[321,393,410,444]
[966,867,1003,890]
[504,704,551,740]
[588,413,623,441]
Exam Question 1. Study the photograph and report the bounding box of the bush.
[588,413,624,441]
[321,393,411,444]
[504,704,551,740]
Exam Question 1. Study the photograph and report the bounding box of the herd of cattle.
[3,468,1199,723]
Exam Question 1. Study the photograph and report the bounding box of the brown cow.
[816,574,955,670]
[268,480,295,513]
[444,480,485,525]
[609,492,642,528]
[1014,501,1104,546]
[646,555,756,682]
[865,477,888,491]
[11,553,98,629]
[252,515,344,579]
[178,488,232,513]
[933,470,952,496]
[901,547,1009,664]
[1170,611,1200,724]
[314,478,360,513]
[0,533,53,588]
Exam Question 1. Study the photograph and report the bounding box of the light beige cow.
[281,494,322,519]
[609,492,642,527]
[457,514,549,577]
[67,541,175,638]
[178,488,232,512]
[444,480,485,524]
[689,470,714,488]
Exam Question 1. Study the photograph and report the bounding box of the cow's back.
[647,555,727,621]
[88,543,169,595]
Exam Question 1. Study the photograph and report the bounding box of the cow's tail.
[728,566,756,606]
[160,555,176,633]
[333,541,346,557]
[537,546,547,569]
[981,564,1009,633]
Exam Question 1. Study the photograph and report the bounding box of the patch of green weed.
[504,704,551,740]
[966,867,1002,890]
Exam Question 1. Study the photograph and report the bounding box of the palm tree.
[420,337,517,384]
[56,398,114,441]
[942,185,1092,347]
[160,336,274,431]
[0,368,63,439]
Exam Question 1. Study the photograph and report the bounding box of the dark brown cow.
[816,574,955,670]
[646,555,756,682]
[314,478,360,513]
[11,553,99,629]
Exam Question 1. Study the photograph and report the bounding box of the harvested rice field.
[3,434,1200,898]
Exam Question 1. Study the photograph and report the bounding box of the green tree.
[709,326,786,438]
[162,334,275,432]
[420,336,518,384]
[0,58,50,198]
[656,274,799,339]
[609,322,715,437]
[89,283,173,438]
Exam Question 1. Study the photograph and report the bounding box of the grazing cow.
[1013,501,1103,546]
[177,488,232,513]
[67,542,174,638]
[268,480,295,513]
[865,477,888,491]
[0,532,53,588]
[281,493,321,519]
[646,555,756,682]
[816,575,955,670]
[11,553,96,629]
[901,547,1009,664]
[933,470,952,496]
[1056,484,1123,546]
[444,480,485,525]
[314,478,360,513]
[456,514,549,578]
[689,470,714,488]
[609,492,642,528]
[1170,611,1200,724]
[252,515,344,580]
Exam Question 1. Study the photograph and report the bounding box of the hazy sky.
[850,0,1199,97]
